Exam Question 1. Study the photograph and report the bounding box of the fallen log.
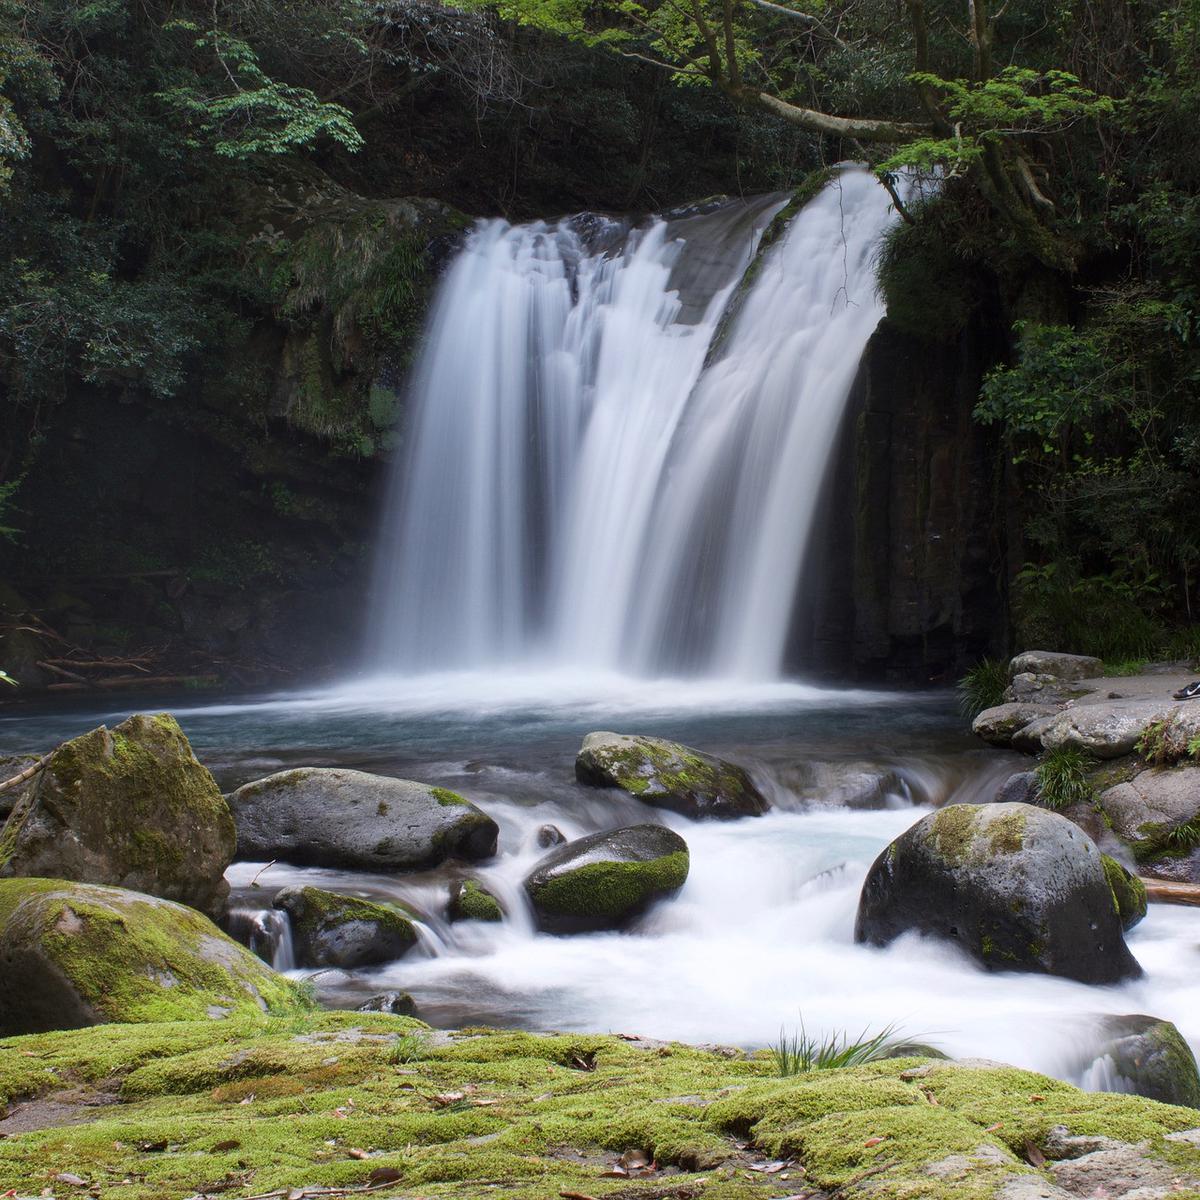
[44,674,219,692]
[1141,878,1200,907]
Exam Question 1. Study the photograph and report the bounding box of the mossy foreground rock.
[576,731,769,819]
[273,885,418,969]
[0,878,305,1035]
[228,768,498,870]
[447,878,503,922]
[855,803,1142,983]
[524,823,689,932]
[0,713,235,915]
[1094,1015,1200,1108]
[0,1014,1197,1200]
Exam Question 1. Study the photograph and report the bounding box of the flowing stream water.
[3,169,1196,1093]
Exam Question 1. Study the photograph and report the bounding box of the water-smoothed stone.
[973,704,1060,747]
[854,802,1142,983]
[1003,673,1079,706]
[1009,651,1104,682]
[356,990,416,1016]
[575,732,768,819]
[273,885,417,969]
[0,714,235,916]
[1098,767,1200,873]
[447,878,503,922]
[1038,700,1200,759]
[524,823,689,933]
[1090,1015,1200,1108]
[228,768,498,871]
[536,824,566,848]
[1100,854,1147,931]
[995,770,1039,805]
[0,878,305,1035]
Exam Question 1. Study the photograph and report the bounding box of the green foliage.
[1136,716,1194,768]
[771,1020,908,1076]
[1034,747,1095,810]
[957,658,1008,718]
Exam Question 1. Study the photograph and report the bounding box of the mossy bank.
[1,1014,1198,1199]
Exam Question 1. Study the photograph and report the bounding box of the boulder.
[1098,767,1200,873]
[536,824,566,848]
[0,714,235,916]
[1092,1015,1200,1108]
[356,990,416,1016]
[0,878,304,1035]
[273,885,417,969]
[524,823,689,933]
[228,768,498,871]
[1100,854,1147,931]
[854,803,1142,983]
[1009,651,1104,681]
[1003,673,1079,706]
[994,770,1038,805]
[575,733,768,820]
[973,704,1060,748]
[1037,700,1200,760]
[447,878,503,922]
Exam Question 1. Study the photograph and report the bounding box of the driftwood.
[0,754,49,794]
[1142,878,1200,907]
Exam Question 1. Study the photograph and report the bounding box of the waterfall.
[370,167,907,679]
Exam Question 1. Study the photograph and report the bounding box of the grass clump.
[1104,659,1148,676]
[957,659,1008,718]
[771,1020,909,1076]
[1136,715,1195,766]
[1034,746,1097,809]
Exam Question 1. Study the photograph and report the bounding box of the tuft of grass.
[1165,817,1200,849]
[1034,746,1097,809]
[771,1020,909,1076]
[386,1033,425,1065]
[1136,715,1193,766]
[1104,659,1147,676]
[957,659,1009,718]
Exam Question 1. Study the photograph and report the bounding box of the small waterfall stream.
[369,167,908,677]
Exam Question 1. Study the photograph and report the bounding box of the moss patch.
[1,1021,1194,1200]
[448,879,503,923]
[531,851,689,921]
[1101,853,1147,929]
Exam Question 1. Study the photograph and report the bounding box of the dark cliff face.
[790,313,1012,683]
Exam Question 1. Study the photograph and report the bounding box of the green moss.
[1101,853,1147,929]
[430,787,469,808]
[281,886,416,942]
[449,880,503,923]
[985,808,1027,855]
[0,879,308,1026]
[532,851,689,920]
[0,1022,1195,1200]
[929,805,981,866]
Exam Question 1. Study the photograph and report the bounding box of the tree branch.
[729,85,931,141]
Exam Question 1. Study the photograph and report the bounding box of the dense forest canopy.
[1,0,1199,668]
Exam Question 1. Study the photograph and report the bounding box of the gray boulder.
[524,823,689,933]
[854,803,1141,983]
[994,771,1039,805]
[0,714,235,916]
[1092,1015,1200,1108]
[973,704,1060,747]
[1099,767,1200,874]
[1009,651,1104,681]
[228,768,498,871]
[576,732,768,819]
[1038,700,1200,759]
[0,878,304,1035]
[273,885,417,969]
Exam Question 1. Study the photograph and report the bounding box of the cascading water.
[369,167,908,678]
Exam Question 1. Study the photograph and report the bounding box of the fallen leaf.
[1029,1094,1045,1103]
[865,1136,889,1148]
[618,1149,649,1170]
[347,1148,370,1160]
[984,1123,1003,1133]
[211,1140,240,1153]
[431,1092,465,1107]
[136,1140,168,1153]
[1024,1140,1046,1168]
[55,1175,88,1188]
[367,1167,403,1185]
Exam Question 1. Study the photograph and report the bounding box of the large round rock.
[0,878,304,1036]
[228,768,498,871]
[854,802,1142,983]
[576,732,768,819]
[0,714,235,916]
[1092,1014,1200,1108]
[273,885,418,969]
[524,824,689,933]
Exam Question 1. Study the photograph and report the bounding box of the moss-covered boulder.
[855,803,1141,983]
[228,768,498,871]
[524,823,689,933]
[1094,1015,1200,1108]
[273,885,418,969]
[0,878,306,1036]
[575,732,768,819]
[0,714,235,916]
[1101,854,1148,931]
[447,878,503,923]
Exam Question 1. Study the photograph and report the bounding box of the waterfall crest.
[370,167,905,678]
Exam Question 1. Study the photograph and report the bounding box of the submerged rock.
[273,885,417,969]
[1092,1014,1200,1108]
[524,823,689,933]
[854,802,1142,983]
[0,714,235,916]
[1100,854,1147,931]
[356,990,416,1016]
[536,824,566,848]
[447,878,503,923]
[575,732,768,819]
[0,878,304,1035]
[1009,651,1104,681]
[228,768,498,871]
